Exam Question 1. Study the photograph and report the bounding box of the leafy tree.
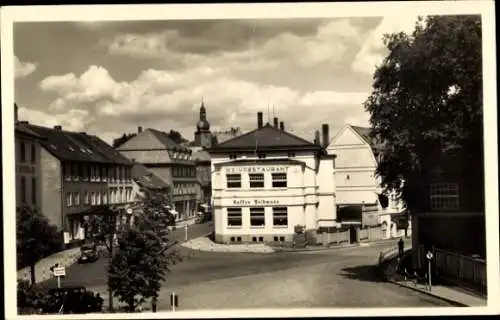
[112,133,136,148]
[108,190,181,312]
[364,15,483,210]
[16,206,63,285]
[166,129,187,144]
[80,205,122,311]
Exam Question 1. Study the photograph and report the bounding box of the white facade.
[211,151,336,244]
[327,124,410,238]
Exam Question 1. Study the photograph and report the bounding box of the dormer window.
[258,153,266,159]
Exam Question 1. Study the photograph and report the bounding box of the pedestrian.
[398,237,404,259]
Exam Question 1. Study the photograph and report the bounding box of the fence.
[419,245,486,294]
[359,226,384,242]
[318,230,349,245]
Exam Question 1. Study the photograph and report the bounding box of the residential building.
[207,112,336,245]
[15,109,44,211]
[327,124,409,240]
[21,121,134,246]
[116,127,198,221]
[190,147,212,206]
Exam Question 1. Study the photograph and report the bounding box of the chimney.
[279,121,284,131]
[14,103,18,123]
[138,126,143,133]
[314,130,321,145]
[257,112,263,128]
[273,117,279,128]
[322,124,330,147]
[54,125,62,131]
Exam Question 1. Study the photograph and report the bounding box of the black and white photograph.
[2,1,498,318]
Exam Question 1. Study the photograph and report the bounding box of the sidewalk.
[379,249,486,307]
[17,247,81,284]
[389,279,486,307]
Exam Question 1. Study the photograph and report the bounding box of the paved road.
[40,233,451,310]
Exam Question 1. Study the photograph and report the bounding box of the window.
[31,177,37,205]
[84,191,89,205]
[430,183,459,211]
[250,207,265,227]
[257,153,266,159]
[90,165,95,181]
[20,142,26,162]
[226,174,241,188]
[74,192,80,206]
[272,207,288,227]
[96,166,101,182]
[72,163,79,181]
[272,173,287,188]
[249,173,264,188]
[96,191,101,205]
[110,189,115,203]
[66,192,73,207]
[227,208,242,227]
[20,177,27,203]
[91,192,96,205]
[82,164,89,181]
[64,164,71,181]
[103,191,108,204]
[30,144,36,164]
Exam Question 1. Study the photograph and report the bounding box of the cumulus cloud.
[15,56,37,79]
[18,107,94,132]
[37,64,370,142]
[351,15,423,75]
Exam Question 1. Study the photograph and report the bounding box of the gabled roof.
[116,128,190,152]
[208,123,321,153]
[15,122,45,140]
[132,163,170,190]
[25,123,133,165]
[350,126,372,145]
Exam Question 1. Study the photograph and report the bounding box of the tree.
[80,205,122,311]
[108,190,181,312]
[112,133,136,148]
[166,129,187,144]
[16,206,62,285]
[363,15,483,210]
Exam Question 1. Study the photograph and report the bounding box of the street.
[39,223,451,310]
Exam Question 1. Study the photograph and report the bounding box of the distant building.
[193,101,212,149]
[116,127,198,221]
[190,147,212,206]
[327,124,409,240]
[212,127,243,145]
[208,112,336,245]
[18,114,134,246]
[15,106,45,212]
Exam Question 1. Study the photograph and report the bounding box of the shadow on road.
[339,265,383,283]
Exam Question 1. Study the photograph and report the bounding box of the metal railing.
[419,245,486,293]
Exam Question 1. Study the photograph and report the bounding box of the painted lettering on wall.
[226,166,287,173]
[233,199,280,206]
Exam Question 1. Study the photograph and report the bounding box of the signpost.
[184,222,188,242]
[50,263,66,288]
[170,292,179,312]
[426,250,434,291]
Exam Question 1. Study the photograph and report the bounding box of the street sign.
[53,266,66,277]
[426,251,434,260]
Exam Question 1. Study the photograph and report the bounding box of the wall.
[15,135,42,211]
[39,148,63,229]
[316,156,336,227]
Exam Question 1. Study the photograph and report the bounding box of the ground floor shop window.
[250,207,265,227]
[273,207,288,227]
[227,208,242,227]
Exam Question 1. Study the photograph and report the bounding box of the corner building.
[208,112,336,244]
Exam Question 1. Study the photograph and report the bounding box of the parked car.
[78,243,99,264]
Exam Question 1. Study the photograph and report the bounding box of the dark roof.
[350,125,384,151]
[25,123,133,165]
[132,163,170,189]
[15,122,45,140]
[208,123,321,153]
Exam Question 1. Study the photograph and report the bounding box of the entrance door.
[349,227,358,244]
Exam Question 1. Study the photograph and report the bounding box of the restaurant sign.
[226,166,287,174]
[233,199,280,206]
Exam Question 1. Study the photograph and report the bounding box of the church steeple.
[196,100,210,132]
[194,99,212,149]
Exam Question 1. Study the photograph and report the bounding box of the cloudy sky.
[14,16,421,144]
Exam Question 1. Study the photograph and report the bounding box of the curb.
[387,280,469,307]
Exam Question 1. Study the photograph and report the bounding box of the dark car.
[78,243,99,264]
